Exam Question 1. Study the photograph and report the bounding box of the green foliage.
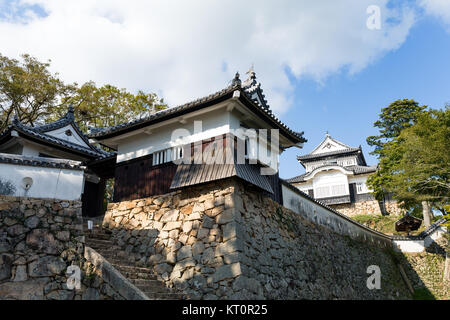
[413,287,435,300]
[58,81,166,131]
[0,53,166,132]
[351,214,426,235]
[367,99,449,214]
[367,99,427,158]
[0,53,73,130]
[387,108,450,205]
[366,99,427,202]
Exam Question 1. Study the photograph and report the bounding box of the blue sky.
[0,1,449,180]
[279,13,450,178]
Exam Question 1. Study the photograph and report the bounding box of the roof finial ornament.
[231,72,241,87]
[246,64,256,80]
[66,103,75,121]
[326,130,329,136]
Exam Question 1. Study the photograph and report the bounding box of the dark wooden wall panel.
[113,154,177,202]
[266,172,283,204]
[82,179,106,217]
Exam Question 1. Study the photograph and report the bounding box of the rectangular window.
[356,182,369,194]
[152,147,184,165]
[314,184,348,198]
[173,146,183,161]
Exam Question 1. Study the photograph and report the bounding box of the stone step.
[122,271,157,280]
[131,279,165,287]
[87,247,126,255]
[102,257,137,266]
[85,244,122,253]
[86,233,111,240]
[85,238,114,246]
[143,292,187,300]
[111,264,154,274]
[135,284,168,294]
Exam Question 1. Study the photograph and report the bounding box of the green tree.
[367,99,427,158]
[387,107,450,209]
[0,53,166,132]
[366,99,427,202]
[56,81,166,131]
[0,53,75,130]
[368,105,449,225]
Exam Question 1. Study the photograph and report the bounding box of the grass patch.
[351,214,426,236]
[413,287,435,300]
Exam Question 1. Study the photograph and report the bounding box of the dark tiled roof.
[32,105,76,133]
[285,173,307,183]
[0,109,113,160]
[0,152,84,170]
[88,74,305,144]
[346,165,377,175]
[31,105,96,149]
[297,147,361,161]
[286,164,376,183]
[89,85,236,138]
[9,120,111,159]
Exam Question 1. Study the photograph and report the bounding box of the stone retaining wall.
[235,182,410,299]
[0,195,120,300]
[103,180,242,299]
[330,199,405,217]
[103,178,412,299]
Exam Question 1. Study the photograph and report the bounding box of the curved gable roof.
[88,73,306,145]
[0,107,113,160]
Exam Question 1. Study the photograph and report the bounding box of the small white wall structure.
[0,153,85,201]
[393,226,448,253]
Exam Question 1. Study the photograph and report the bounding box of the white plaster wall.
[281,184,391,247]
[424,226,447,247]
[229,113,279,171]
[21,142,42,157]
[312,170,349,198]
[0,163,84,200]
[116,110,280,171]
[46,125,90,148]
[393,226,447,253]
[348,174,370,184]
[393,240,426,253]
[117,111,232,163]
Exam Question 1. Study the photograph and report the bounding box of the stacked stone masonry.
[103,178,412,300]
[331,199,405,217]
[0,196,122,300]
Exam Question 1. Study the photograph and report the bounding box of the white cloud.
[0,0,416,114]
[419,0,450,30]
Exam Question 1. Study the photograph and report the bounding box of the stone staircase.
[83,218,186,300]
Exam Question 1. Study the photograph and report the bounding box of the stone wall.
[330,199,405,217]
[235,182,410,299]
[398,237,449,300]
[0,195,121,300]
[102,178,412,300]
[102,180,242,299]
